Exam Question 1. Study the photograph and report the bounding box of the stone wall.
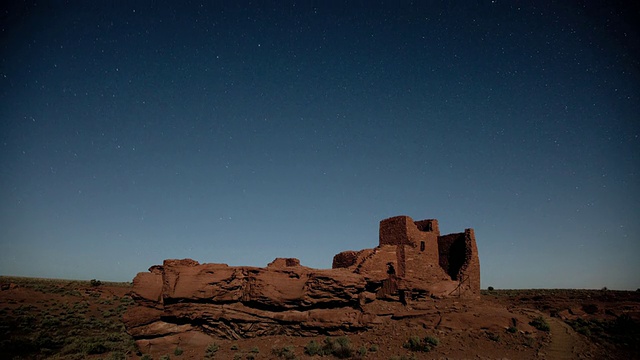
[379,216,413,246]
[332,250,361,269]
[437,229,481,297]
[333,216,480,299]
[379,216,440,247]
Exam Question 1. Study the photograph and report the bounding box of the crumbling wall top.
[379,216,440,246]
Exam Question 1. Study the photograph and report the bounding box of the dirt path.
[543,316,578,359]
[520,309,582,360]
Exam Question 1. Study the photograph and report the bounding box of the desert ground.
[0,276,638,360]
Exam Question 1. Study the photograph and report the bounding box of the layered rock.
[124,258,378,340]
[124,216,480,343]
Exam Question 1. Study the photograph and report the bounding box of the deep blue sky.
[1,1,638,289]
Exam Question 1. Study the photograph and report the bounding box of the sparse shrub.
[82,339,109,354]
[205,342,219,358]
[160,355,170,360]
[174,346,183,356]
[305,337,356,357]
[403,335,438,352]
[403,335,419,350]
[332,338,354,359]
[90,279,102,287]
[320,337,354,358]
[35,333,62,349]
[304,340,322,355]
[119,296,135,305]
[530,316,551,331]
[507,326,518,333]
[106,333,125,342]
[230,344,238,350]
[336,336,349,347]
[271,345,297,360]
[42,316,61,328]
[487,332,500,342]
[601,287,608,291]
[233,354,242,360]
[488,286,495,291]
[576,326,591,336]
[141,355,153,360]
[250,346,260,353]
[369,344,378,352]
[403,335,431,352]
[358,345,367,356]
[423,336,439,347]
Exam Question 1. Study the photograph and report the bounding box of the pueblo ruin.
[124,216,480,345]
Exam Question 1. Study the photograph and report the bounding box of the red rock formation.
[124,216,480,344]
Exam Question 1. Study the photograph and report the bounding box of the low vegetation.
[403,335,439,352]
[271,345,297,360]
[566,314,640,346]
[529,316,551,332]
[0,277,134,359]
[304,336,355,358]
[204,342,220,358]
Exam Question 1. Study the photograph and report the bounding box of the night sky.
[1,1,638,289]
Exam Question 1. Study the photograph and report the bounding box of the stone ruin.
[123,215,480,346]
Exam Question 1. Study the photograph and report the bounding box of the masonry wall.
[344,216,480,299]
[379,216,412,246]
[379,216,441,278]
[437,232,467,280]
[352,245,397,281]
[459,229,481,297]
[380,216,441,247]
[437,229,480,298]
[413,219,440,236]
[404,225,440,271]
[332,250,361,269]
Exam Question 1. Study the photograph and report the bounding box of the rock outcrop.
[124,216,480,345]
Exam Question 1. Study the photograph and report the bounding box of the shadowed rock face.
[124,216,480,343]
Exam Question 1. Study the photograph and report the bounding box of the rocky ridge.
[124,216,481,348]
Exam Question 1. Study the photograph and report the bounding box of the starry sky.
[1,1,638,289]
